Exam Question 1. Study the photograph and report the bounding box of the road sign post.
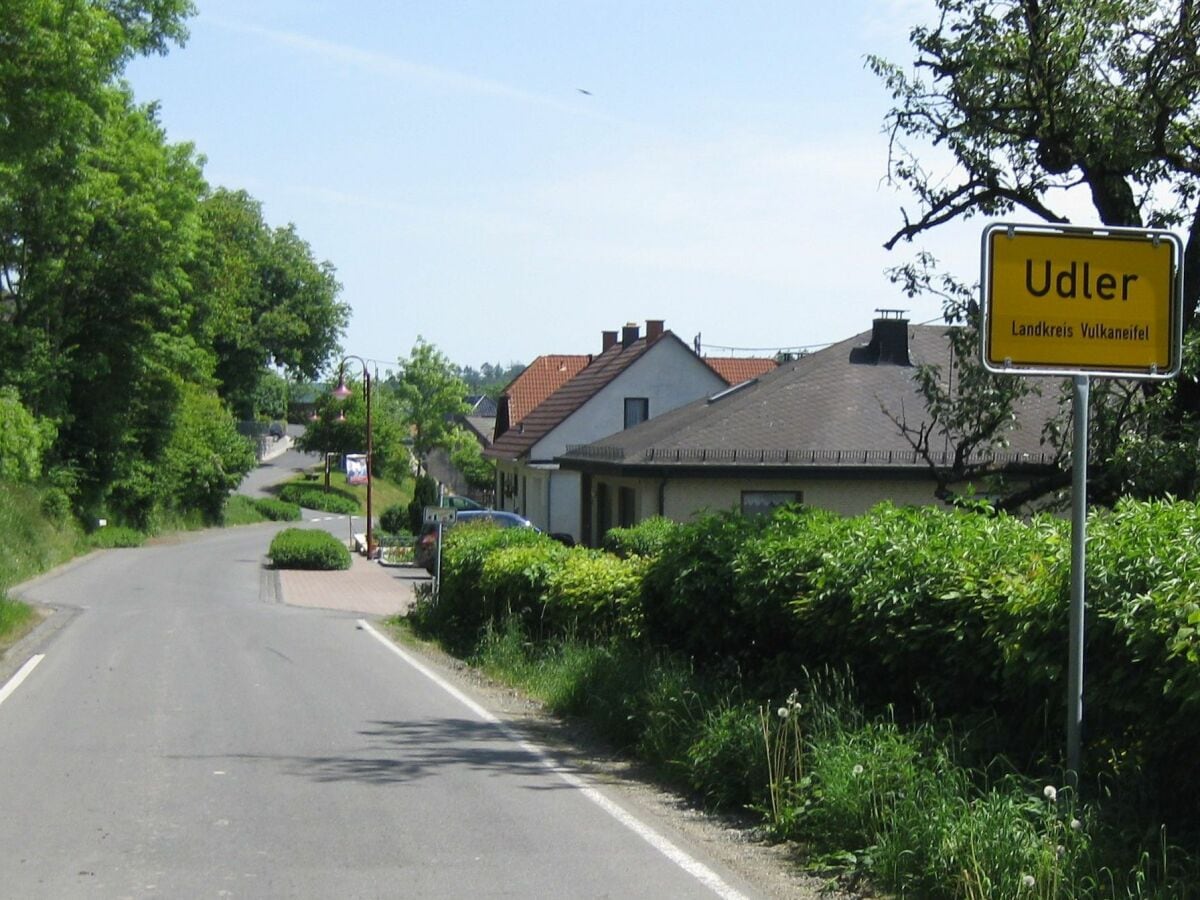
[980,222,1183,789]
[423,506,457,598]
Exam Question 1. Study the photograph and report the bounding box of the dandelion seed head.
[1022,874,1036,889]
[1043,784,1058,802]
[777,707,789,719]
[852,764,864,776]
[1070,818,1083,832]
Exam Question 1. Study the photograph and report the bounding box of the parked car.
[443,494,485,512]
[414,509,535,573]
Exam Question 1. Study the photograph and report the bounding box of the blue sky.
[125,0,981,371]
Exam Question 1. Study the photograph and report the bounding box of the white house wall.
[530,339,726,461]
[549,470,580,537]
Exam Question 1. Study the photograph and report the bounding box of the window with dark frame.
[623,397,649,429]
[740,490,802,517]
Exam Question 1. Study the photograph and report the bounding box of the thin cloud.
[207,16,631,127]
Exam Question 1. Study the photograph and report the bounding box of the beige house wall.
[662,476,940,519]
[582,472,943,538]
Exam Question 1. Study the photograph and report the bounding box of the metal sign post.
[423,505,457,600]
[1067,375,1089,785]
[980,222,1183,788]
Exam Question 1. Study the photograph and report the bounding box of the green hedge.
[276,483,359,514]
[411,497,1200,824]
[268,528,351,570]
[602,516,679,559]
[254,497,302,521]
[412,522,548,651]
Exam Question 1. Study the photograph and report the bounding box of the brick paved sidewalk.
[276,553,430,617]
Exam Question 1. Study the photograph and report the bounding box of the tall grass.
[0,483,85,590]
[460,618,1196,898]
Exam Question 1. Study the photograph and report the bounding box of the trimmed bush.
[544,550,647,640]
[253,497,302,521]
[409,522,547,651]
[277,483,359,514]
[268,528,351,570]
[640,510,770,669]
[479,541,572,634]
[602,516,679,559]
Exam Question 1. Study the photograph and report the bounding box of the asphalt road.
[0,501,764,897]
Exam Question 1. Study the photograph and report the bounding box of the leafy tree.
[871,0,1200,504]
[391,338,469,475]
[448,426,495,492]
[188,189,348,419]
[252,371,289,422]
[156,382,256,523]
[0,2,347,525]
[0,386,53,482]
[296,376,408,487]
[457,361,525,400]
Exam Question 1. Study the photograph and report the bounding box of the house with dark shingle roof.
[557,314,1061,544]
[485,320,730,541]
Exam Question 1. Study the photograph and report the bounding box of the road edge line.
[0,654,45,708]
[357,619,750,900]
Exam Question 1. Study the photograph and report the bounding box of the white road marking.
[0,654,45,708]
[358,619,750,900]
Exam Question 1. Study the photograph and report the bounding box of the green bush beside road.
[405,499,1200,898]
[268,528,351,570]
[252,498,302,521]
[276,483,359,514]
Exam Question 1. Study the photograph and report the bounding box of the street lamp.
[333,355,374,557]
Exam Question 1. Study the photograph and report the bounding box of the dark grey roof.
[558,324,1063,474]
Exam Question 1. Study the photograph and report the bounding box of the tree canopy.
[391,339,470,474]
[0,0,347,524]
[872,0,1200,505]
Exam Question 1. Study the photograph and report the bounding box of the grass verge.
[407,613,1198,899]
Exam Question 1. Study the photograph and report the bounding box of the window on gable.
[624,397,649,429]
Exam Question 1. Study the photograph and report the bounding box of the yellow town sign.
[981,223,1183,378]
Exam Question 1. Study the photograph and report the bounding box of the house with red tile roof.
[485,320,729,542]
[492,354,590,442]
[558,314,1061,542]
[703,356,777,384]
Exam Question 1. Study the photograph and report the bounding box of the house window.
[617,487,636,527]
[624,397,649,429]
[741,490,802,517]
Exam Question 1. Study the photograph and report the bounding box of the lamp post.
[333,356,374,557]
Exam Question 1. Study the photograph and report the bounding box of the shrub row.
[268,528,351,570]
[416,499,1200,825]
[253,497,302,521]
[276,483,359,514]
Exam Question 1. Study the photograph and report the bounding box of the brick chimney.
[645,319,665,341]
[621,322,640,348]
[602,330,618,352]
